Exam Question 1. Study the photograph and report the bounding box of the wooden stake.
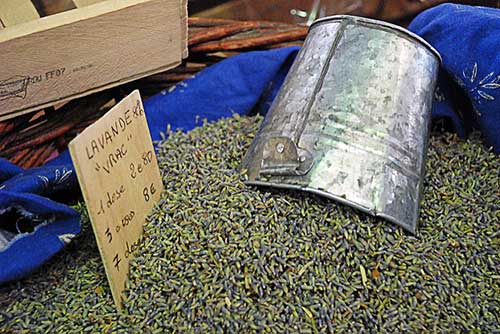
[0,0,40,26]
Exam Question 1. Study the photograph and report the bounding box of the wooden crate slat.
[73,0,107,8]
[180,0,188,58]
[31,0,76,17]
[0,0,40,27]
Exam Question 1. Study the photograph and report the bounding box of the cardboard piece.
[69,90,163,310]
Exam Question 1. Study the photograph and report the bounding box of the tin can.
[241,15,441,233]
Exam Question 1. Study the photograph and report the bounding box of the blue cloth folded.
[1,3,500,284]
[409,3,500,153]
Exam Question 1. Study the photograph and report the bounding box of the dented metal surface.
[241,15,441,233]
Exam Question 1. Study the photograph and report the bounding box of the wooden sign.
[69,90,163,310]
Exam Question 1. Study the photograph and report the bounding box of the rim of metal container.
[246,180,416,233]
[311,15,442,63]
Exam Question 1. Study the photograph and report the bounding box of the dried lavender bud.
[1,115,499,333]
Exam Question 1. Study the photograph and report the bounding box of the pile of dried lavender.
[1,115,499,333]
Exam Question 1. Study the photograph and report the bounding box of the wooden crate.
[0,0,188,121]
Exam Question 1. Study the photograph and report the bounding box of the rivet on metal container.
[241,15,441,233]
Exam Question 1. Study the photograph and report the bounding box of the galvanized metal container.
[241,15,441,233]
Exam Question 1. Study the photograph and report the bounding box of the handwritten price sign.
[70,90,163,310]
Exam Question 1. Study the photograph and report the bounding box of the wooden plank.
[73,0,107,8]
[0,0,40,26]
[0,0,186,121]
[32,0,76,17]
[0,0,152,42]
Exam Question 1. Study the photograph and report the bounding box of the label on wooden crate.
[69,90,163,310]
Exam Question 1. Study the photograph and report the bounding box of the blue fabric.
[3,3,500,283]
[409,3,500,153]
[0,47,299,284]
[146,47,297,142]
